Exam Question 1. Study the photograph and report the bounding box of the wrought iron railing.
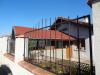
[24,15,95,75]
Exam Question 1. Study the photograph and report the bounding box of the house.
[6,20,92,64]
[0,19,94,75]
[9,26,75,60]
[50,16,93,62]
[3,24,92,74]
[7,26,34,55]
[0,0,95,75]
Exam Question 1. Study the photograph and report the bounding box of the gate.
[24,15,95,75]
[7,37,15,55]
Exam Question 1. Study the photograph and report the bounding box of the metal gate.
[7,37,15,55]
[24,15,95,75]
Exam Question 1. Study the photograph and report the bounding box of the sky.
[0,0,91,35]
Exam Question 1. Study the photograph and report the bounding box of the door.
[66,46,72,59]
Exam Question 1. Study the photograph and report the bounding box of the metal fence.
[24,15,95,75]
[7,37,15,55]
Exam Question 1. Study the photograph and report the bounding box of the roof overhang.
[50,17,91,30]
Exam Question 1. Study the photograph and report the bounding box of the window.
[80,39,86,51]
[28,39,37,50]
[72,39,86,51]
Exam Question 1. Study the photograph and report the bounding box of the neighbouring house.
[0,1,96,75]
[50,16,93,62]
[5,17,93,74]
[7,26,34,55]
[0,18,94,75]
[10,26,75,60]
[7,21,92,64]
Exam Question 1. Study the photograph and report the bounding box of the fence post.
[88,15,94,75]
[77,16,81,75]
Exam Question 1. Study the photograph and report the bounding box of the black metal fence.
[7,37,15,55]
[24,15,95,75]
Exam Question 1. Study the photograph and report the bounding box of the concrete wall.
[72,45,89,62]
[0,37,34,75]
[0,36,8,54]
[0,35,90,75]
[0,37,2,52]
[0,37,28,63]
[15,38,28,63]
[44,48,67,59]
[92,1,100,75]
[0,54,34,75]
[24,38,29,58]
[30,47,89,63]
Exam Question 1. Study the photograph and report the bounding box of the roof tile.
[14,26,75,40]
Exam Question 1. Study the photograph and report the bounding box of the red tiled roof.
[25,29,75,40]
[14,26,75,40]
[14,26,34,36]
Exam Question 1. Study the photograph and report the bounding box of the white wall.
[0,37,2,52]
[85,38,90,59]
[92,1,100,75]
[0,55,34,75]
[72,45,89,62]
[30,47,89,63]
[15,38,28,63]
[0,37,35,75]
[0,36,8,65]
[44,48,67,60]
[15,38,24,62]
[0,37,29,63]
[24,38,28,58]
[0,37,8,54]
